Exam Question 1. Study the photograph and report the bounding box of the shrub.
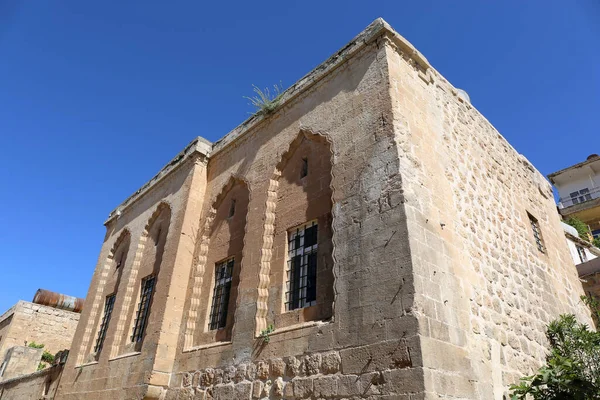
[594,237,600,248]
[564,217,591,241]
[41,350,54,364]
[37,362,47,371]
[27,342,44,349]
[510,296,600,399]
[244,84,283,116]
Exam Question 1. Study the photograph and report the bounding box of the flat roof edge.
[104,136,212,224]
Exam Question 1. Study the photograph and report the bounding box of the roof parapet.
[104,136,211,225]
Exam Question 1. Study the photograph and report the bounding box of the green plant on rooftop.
[41,350,54,364]
[27,342,44,349]
[564,217,591,242]
[244,84,283,116]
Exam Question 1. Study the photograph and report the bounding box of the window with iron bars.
[528,214,545,254]
[208,258,234,330]
[131,276,156,343]
[94,294,116,353]
[577,245,588,263]
[286,221,318,311]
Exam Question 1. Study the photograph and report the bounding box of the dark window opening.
[301,158,308,178]
[570,188,592,205]
[528,214,545,254]
[94,294,116,353]
[577,245,588,263]
[131,276,156,343]
[154,227,162,246]
[208,258,234,330]
[286,221,318,311]
[228,199,236,218]
[115,252,125,269]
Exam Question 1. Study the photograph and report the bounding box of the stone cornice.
[209,18,431,157]
[102,18,432,225]
[104,137,211,225]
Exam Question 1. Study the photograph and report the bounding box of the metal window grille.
[286,221,318,311]
[94,294,116,353]
[529,215,545,253]
[131,276,156,343]
[570,189,593,204]
[577,246,588,263]
[208,258,234,330]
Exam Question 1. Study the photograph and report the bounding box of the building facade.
[562,222,599,266]
[54,19,591,400]
[548,154,600,238]
[0,297,81,379]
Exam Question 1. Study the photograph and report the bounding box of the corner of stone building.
[382,20,592,398]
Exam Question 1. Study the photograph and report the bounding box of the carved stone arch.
[256,129,336,335]
[183,175,250,350]
[76,228,131,365]
[110,201,172,357]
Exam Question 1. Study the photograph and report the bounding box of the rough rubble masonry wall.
[384,24,591,398]
[53,18,590,400]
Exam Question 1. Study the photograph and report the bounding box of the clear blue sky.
[0,1,598,312]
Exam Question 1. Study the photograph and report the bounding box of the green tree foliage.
[41,350,54,364]
[593,237,600,249]
[565,217,591,241]
[510,297,600,399]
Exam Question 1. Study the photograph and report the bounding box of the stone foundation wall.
[0,365,63,400]
[169,347,419,400]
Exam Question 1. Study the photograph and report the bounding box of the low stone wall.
[0,346,43,381]
[168,347,418,399]
[0,365,63,400]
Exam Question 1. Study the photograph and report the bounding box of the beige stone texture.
[51,18,591,400]
[0,365,63,400]
[0,346,43,381]
[0,301,79,362]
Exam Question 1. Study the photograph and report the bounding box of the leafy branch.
[259,324,275,344]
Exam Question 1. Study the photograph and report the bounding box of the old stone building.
[0,292,82,378]
[52,19,591,400]
[0,291,81,399]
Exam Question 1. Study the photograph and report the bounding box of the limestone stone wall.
[56,141,211,400]
[0,346,43,381]
[0,365,63,400]
[385,25,591,398]
[52,18,592,400]
[172,19,421,400]
[0,301,79,361]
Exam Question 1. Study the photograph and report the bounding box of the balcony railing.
[559,186,600,209]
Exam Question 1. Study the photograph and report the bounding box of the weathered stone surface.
[303,354,321,376]
[320,351,341,374]
[270,358,286,377]
[272,377,285,397]
[284,357,302,378]
[252,380,263,399]
[313,375,338,398]
[292,377,314,399]
[234,381,252,399]
[46,17,592,400]
[256,361,270,380]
